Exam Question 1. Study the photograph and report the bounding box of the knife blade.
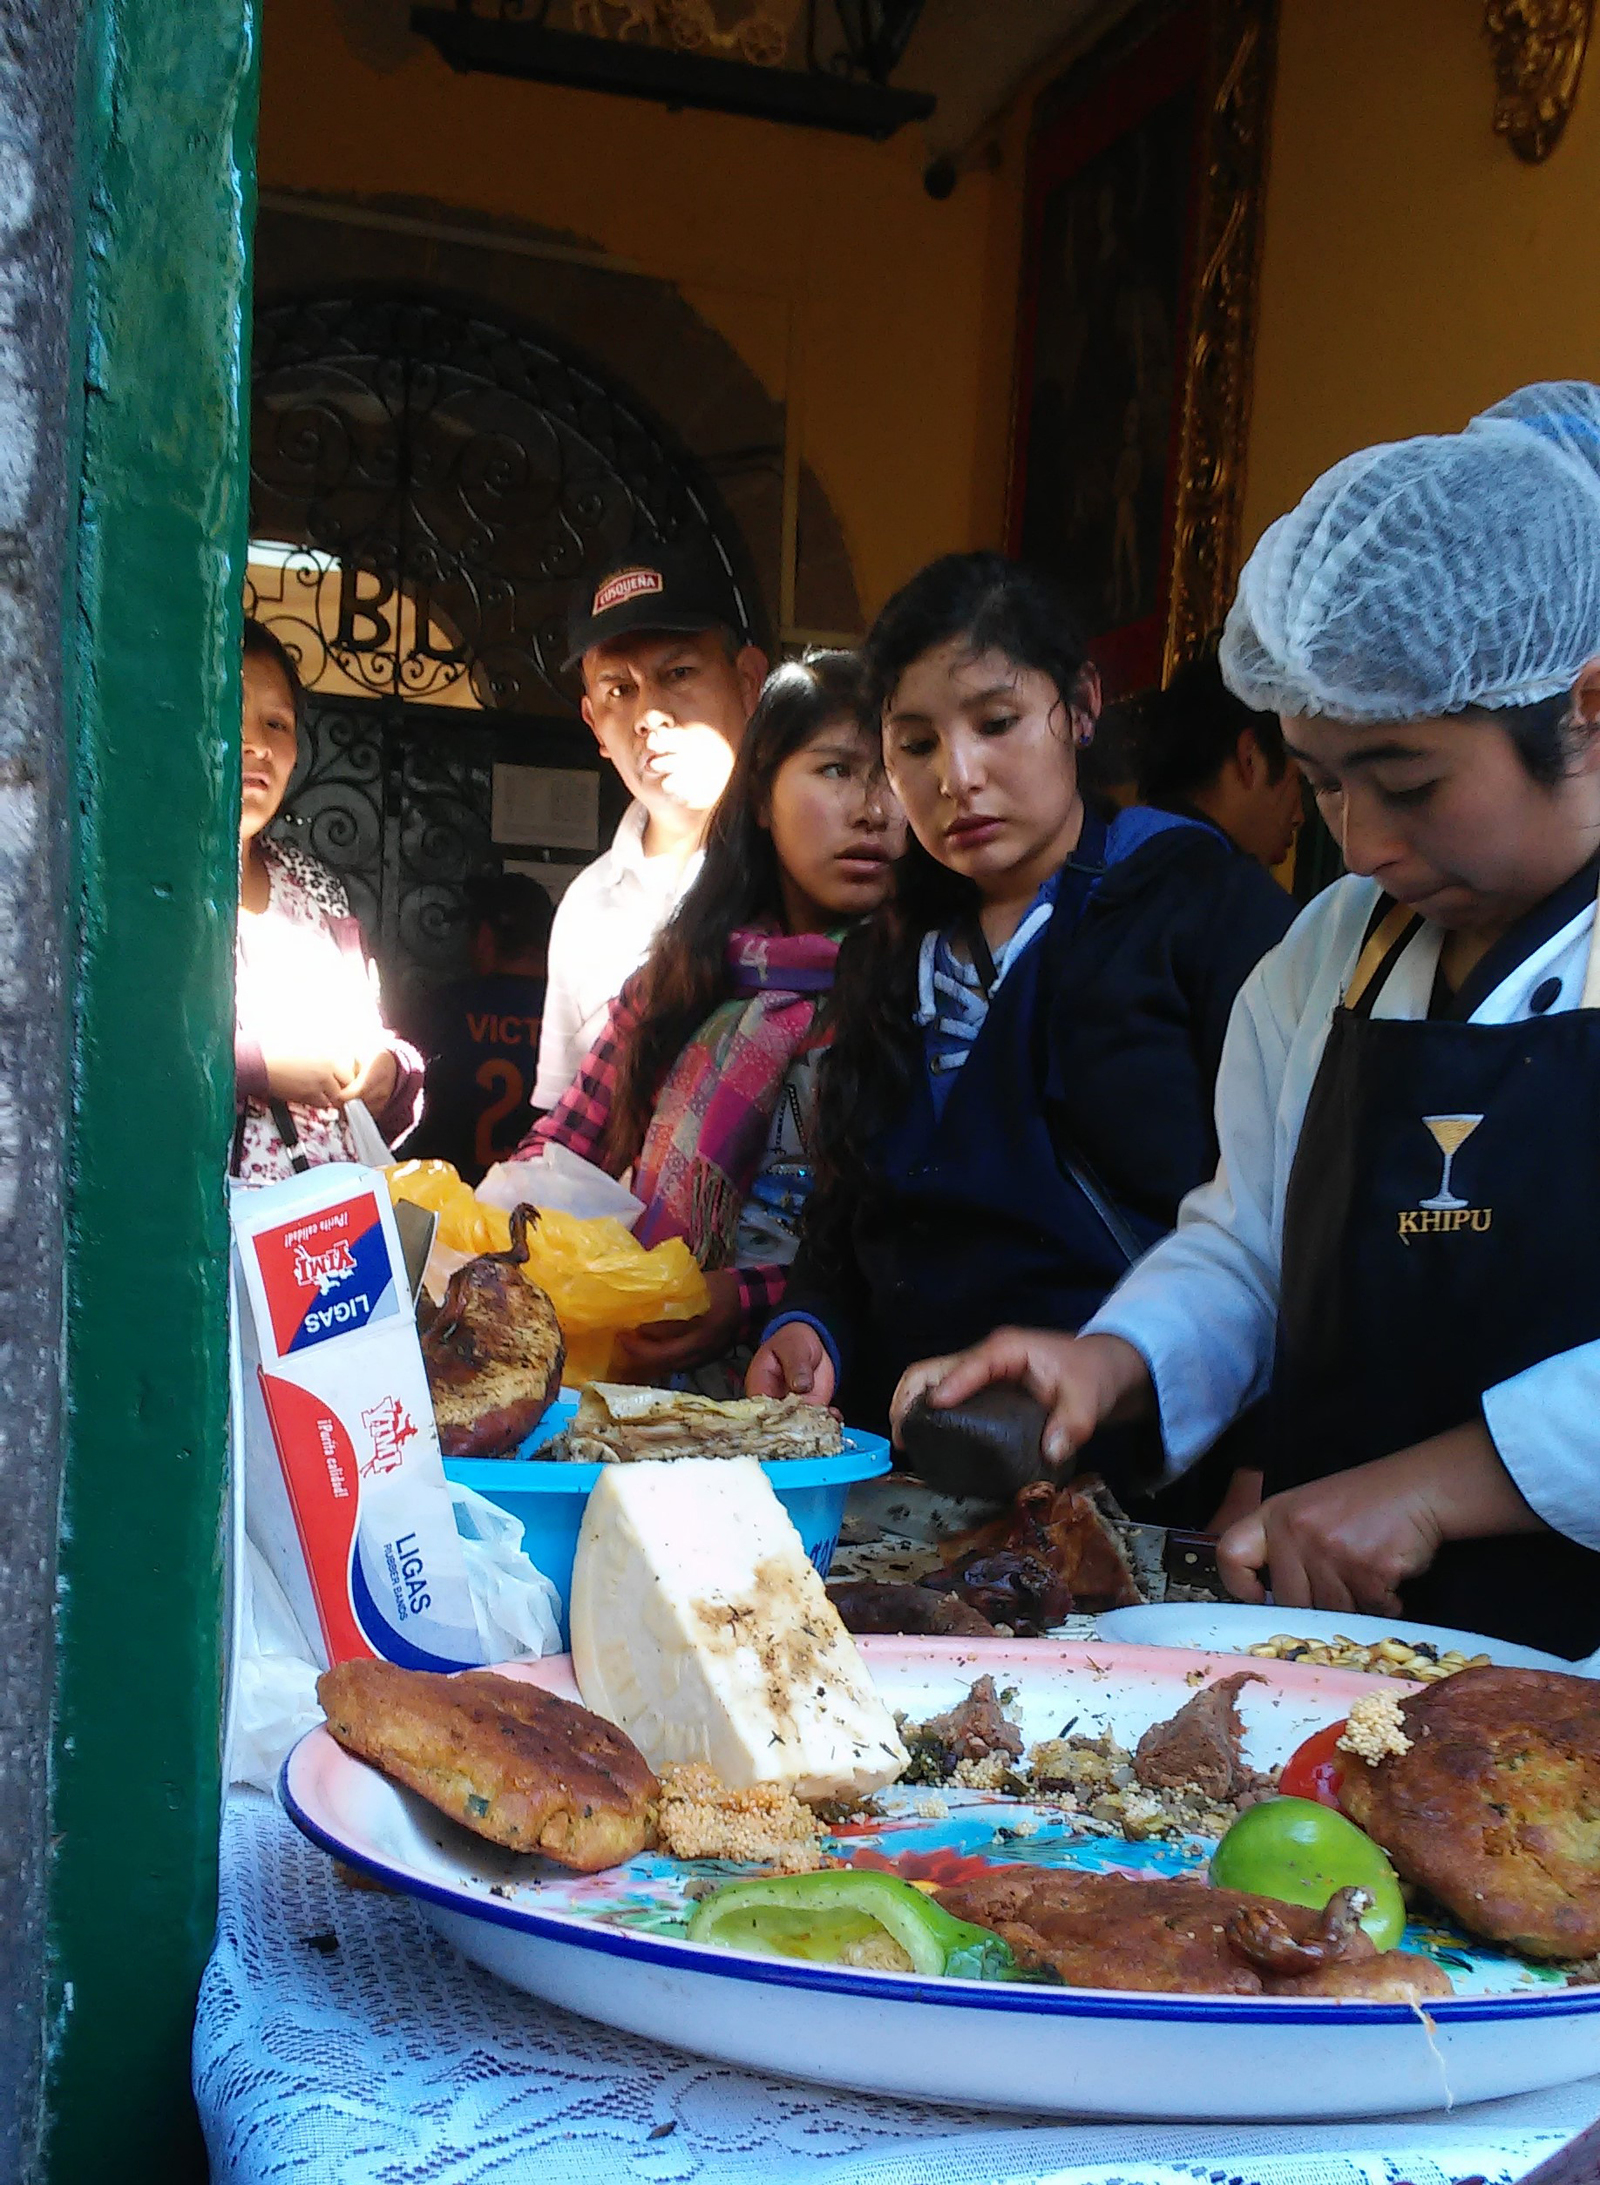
[1118,1522,1229,1601]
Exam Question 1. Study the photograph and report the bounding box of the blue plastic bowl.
[444,1391,892,1647]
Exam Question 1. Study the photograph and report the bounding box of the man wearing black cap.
[532,540,766,1109]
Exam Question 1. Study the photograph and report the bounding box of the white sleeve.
[1483,1346,1600,1553]
[532,891,586,1109]
[1083,925,1310,1476]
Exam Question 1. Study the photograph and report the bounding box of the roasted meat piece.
[922,1550,1073,1634]
[932,1475,1143,1625]
[1133,1671,1268,1803]
[1338,1664,1600,1960]
[935,1868,1450,1999]
[318,1661,658,1871]
[1024,1479,1144,1610]
[913,1675,1024,1767]
[1223,1886,1446,1998]
[826,1581,997,1639]
[421,1204,565,1457]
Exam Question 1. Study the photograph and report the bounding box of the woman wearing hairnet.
[892,383,1600,1657]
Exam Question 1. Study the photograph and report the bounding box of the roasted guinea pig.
[934,1869,1450,2000]
[420,1203,565,1457]
[318,1660,658,1871]
[926,1475,1143,1631]
[826,1580,997,1639]
[1338,1664,1600,1960]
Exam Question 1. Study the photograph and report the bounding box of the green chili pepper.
[686,1869,1016,1980]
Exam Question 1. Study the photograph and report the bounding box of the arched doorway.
[245,290,764,1007]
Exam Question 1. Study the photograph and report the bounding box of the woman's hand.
[341,1046,400,1114]
[1218,1421,1544,1614]
[614,1269,746,1378]
[745,1320,836,1406]
[260,1044,358,1107]
[889,1328,1152,1467]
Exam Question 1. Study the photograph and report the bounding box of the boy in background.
[1136,641,1303,873]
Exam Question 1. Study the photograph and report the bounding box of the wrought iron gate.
[247,291,760,991]
[268,694,626,1009]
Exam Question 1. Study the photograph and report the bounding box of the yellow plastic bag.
[385,1160,510,1258]
[384,1163,708,1385]
[518,1206,705,1332]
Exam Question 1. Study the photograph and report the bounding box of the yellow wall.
[261,1,1600,635]
[1244,0,1600,546]
[258,0,1005,625]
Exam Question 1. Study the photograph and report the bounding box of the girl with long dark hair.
[521,651,903,1383]
[747,553,1295,1474]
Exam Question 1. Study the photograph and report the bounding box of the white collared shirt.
[1085,872,1600,1553]
[532,801,702,1108]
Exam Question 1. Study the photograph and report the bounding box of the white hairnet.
[1220,381,1600,722]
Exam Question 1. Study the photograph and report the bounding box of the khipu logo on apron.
[1396,1111,1493,1241]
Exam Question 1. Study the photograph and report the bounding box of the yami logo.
[360,1396,420,1479]
[293,1239,357,1296]
[255,1191,396,1355]
[1397,1112,1493,1243]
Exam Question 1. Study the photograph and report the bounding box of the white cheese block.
[570,1457,908,1801]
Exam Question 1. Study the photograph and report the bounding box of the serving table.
[194,1793,1600,2185]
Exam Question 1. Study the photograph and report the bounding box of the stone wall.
[0,2,77,2178]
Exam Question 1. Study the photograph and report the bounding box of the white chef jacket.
[1085,871,1600,1552]
[531,801,702,1109]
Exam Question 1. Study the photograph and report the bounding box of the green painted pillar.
[49,0,259,2175]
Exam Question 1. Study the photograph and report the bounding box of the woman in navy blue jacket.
[746,553,1295,1481]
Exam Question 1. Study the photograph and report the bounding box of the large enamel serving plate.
[281,1639,1600,2120]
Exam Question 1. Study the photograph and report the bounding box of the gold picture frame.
[1009,0,1278,692]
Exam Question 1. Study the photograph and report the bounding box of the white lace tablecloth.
[195,1793,1600,2185]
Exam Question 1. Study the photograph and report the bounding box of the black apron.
[1266,895,1600,1658]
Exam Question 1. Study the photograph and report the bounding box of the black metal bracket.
[410,11,936,139]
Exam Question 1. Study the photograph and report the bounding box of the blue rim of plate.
[443,1389,892,1494]
[279,1730,1600,2029]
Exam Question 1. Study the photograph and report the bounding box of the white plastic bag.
[230,1540,326,1795]
[453,1483,563,1662]
[227,1483,563,1793]
[343,1096,394,1168]
[477,1143,644,1228]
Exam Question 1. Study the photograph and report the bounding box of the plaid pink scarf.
[631,926,839,1267]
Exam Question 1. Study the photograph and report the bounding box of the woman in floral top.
[232,620,422,1185]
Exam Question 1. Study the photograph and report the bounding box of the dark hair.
[242,615,305,724]
[806,552,1093,1278]
[599,649,874,1171]
[1471,691,1577,786]
[465,870,555,965]
[1134,638,1286,806]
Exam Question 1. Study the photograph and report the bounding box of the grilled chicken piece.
[421,1204,565,1457]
